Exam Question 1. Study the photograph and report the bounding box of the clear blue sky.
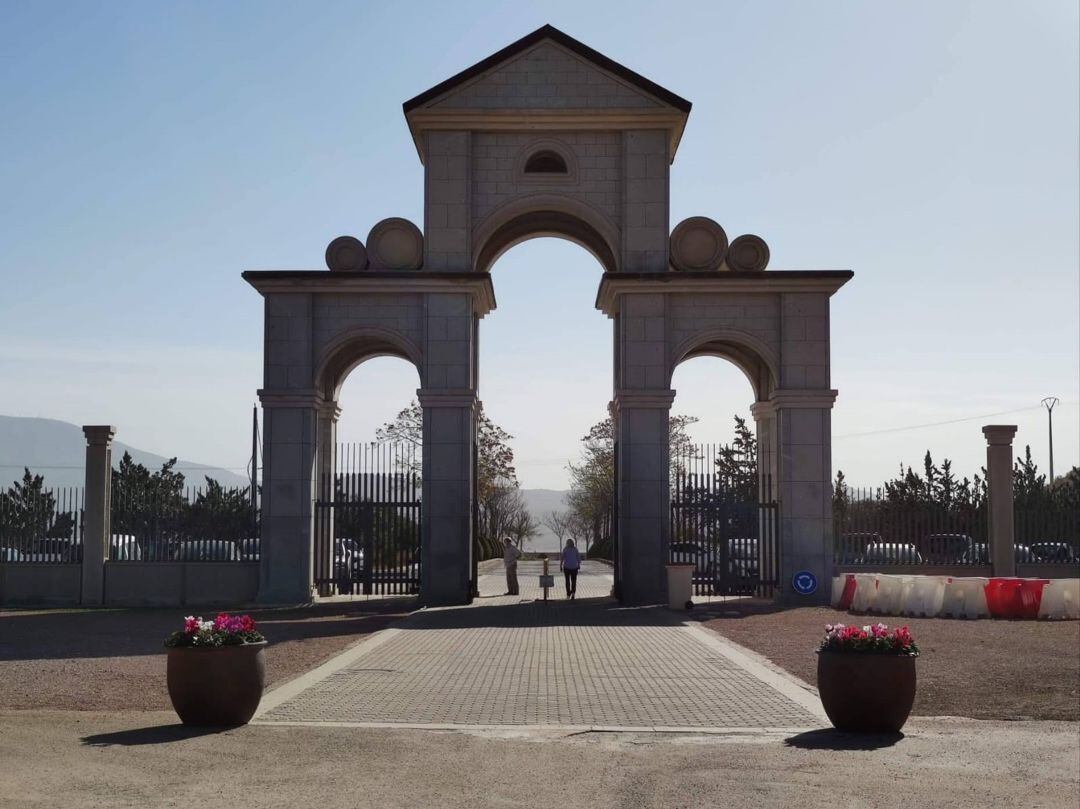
[1,1,1077,489]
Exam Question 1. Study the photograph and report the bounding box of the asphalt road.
[1,710,1077,809]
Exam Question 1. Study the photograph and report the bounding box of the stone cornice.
[416,389,479,409]
[982,425,1018,446]
[613,389,677,409]
[595,271,854,316]
[258,389,326,409]
[242,271,497,318]
[405,108,688,164]
[769,389,838,410]
[82,425,117,446]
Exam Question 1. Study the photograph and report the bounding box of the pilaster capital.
[314,399,342,420]
[769,389,838,410]
[82,425,117,446]
[416,388,479,409]
[750,400,776,419]
[982,424,1018,447]
[613,389,676,410]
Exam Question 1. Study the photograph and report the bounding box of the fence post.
[982,425,1017,578]
[81,425,116,605]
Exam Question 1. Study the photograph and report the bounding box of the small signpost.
[540,557,554,601]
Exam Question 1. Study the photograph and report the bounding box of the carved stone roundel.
[727,234,770,272]
[325,236,369,271]
[670,217,728,271]
[366,218,424,270]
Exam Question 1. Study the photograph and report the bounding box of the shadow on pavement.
[81,723,234,746]
[784,728,904,750]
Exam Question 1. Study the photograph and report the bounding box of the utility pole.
[1041,397,1059,483]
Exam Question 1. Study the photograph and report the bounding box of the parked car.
[1029,542,1079,564]
[109,534,142,561]
[0,547,23,563]
[239,538,260,562]
[669,541,710,576]
[923,533,973,564]
[727,537,758,579]
[838,532,884,564]
[334,537,366,592]
[860,542,923,565]
[175,540,240,562]
[27,538,82,563]
[959,542,1033,564]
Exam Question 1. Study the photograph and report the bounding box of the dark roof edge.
[402,24,692,114]
[600,270,855,281]
[242,270,492,282]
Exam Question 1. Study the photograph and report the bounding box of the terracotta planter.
[817,651,916,733]
[166,641,266,726]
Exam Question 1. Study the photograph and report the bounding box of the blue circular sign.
[792,571,818,596]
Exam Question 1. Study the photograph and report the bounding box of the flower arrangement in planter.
[164,613,267,726]
[816,623,919,733]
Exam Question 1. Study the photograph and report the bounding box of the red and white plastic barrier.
[830,574,1079,620]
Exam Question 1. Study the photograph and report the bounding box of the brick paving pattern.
[260,561,819,729]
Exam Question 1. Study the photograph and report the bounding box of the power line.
[833,405,1055,440]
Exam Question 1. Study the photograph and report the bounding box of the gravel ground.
[0,710,1076,809]
[698,602,1080,720]
[0,599,412,711]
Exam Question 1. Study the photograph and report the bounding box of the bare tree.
[542,510,574,545]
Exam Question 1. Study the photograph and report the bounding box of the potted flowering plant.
[817,622,919,733]
[164,613,267,726]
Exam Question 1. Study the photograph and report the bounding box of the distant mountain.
[520,488,571,552]
[0,416,250,489]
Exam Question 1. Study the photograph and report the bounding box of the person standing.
[560,539,581,600]
[503,537,522,596]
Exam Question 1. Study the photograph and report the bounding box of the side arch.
[471,193,620,273]
[669,327,780,402]
[314,326,423,401]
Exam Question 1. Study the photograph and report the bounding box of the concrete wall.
[103,563,260,607]
[0,565,81,605]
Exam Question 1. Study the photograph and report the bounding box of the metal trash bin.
[666,564,695,609]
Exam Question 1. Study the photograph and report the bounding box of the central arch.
[472,195,620,274]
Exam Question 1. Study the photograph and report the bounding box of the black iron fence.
[109,483,259,562]
[833,487,987,566]
[669,443,779,597]
[1014,506,1080,566]
[314,443,421,596]
[0,486,84,564]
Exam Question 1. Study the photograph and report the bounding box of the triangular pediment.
[405,26,690,113]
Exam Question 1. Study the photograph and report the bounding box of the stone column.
[750,401,779,500]
[773,389,837,604]
[257,392,319,603]
[81,425,116,606]
[418,389,476,606]
[983,425,1017,577]
[613,389,674,605]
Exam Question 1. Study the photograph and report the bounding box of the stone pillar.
[257,392,319,603]
[313,401,339,593]
[81,425,116,606]
[983,425,1017,577]
[751,401,779,500]
[418,389,476,606]
[613,389,674,605]
[773,389,837,604]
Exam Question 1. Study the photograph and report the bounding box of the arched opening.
[477,237,612,598]
[524,149,568,174]
[669,353,777,601]
[475,210,617,274]
[314,345,423,599]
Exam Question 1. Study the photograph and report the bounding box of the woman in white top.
[560,539,581,600]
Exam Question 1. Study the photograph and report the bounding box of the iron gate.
[670,443,780,598]
[314,443,421,597]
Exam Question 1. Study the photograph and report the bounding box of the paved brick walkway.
[258,561,823,730]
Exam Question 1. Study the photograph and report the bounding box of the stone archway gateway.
[244,25,852,606]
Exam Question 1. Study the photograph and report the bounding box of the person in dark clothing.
[560,539,581,600]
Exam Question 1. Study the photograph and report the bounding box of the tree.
[377,400,524,559]
[542,510,574,545]
[110,452,187,554]
[0,469,76,550]
[187,479,255,543]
